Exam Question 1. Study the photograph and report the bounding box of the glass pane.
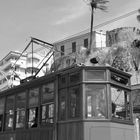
[29,88,39,107]
[42,106,46,120]
[5,113,14,130]
[59,75,67,88]
[111,86,130,120]
[28,108,38,128]
[69,72,80,84]
[16,92,26,110]
[0,98,5,114]
[85,84,107,119]
[132,89,140,107]
[68,86,80,118]
[16,110,25,128]
[42,83,54,103]
[41,103,54,124]
[58,89,67,120]
[0,115,3,131]
[6,95,15,113]
[85,70,105,81]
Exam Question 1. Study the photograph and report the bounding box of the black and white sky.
[0,0,139,59]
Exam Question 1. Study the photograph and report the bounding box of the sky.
[0,0,140,59]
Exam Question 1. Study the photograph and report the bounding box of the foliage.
[86,0,109,11]
[130,39,140,71]
[103,43,132,72]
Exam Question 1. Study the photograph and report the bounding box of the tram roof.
[0,65,131,97]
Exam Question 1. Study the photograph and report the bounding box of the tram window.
[58,89,67,121]
[28,108,38,128]
[0,98,5,131]
[16,92,26,109]
[16,110,25,128]
[41,83,54,124]
[59,75,67,88]
[16,92,26,128]
[111,86,131,120]
[69,72,80,85]
[28,88,39,128]
[68,86,81,118]
[42,83,54,103]
[29,88,39,107]
[85,84,107,119]
[5,95,15,130]
[41,103,54,124]
[85,70,105,81]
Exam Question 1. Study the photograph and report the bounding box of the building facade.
[0,51,26,91]
[53,30,106,70]
[0,51,47,91]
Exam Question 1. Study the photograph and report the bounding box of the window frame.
[0,98,5,131]
[27,87,39,128]
[5,95,15,130]
[72,42,76,53]
[41,82,55,125]
[84,38,88,48]
[110,85,132,122]
[68,85,81,119]
[15,92,26,129]
[85,84,108,119]
[60,45,65,56]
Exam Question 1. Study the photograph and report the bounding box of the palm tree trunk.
[88,5,94,55]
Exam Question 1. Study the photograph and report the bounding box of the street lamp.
[84,0,109,55]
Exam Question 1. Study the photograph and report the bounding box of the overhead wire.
[56,9,138,42]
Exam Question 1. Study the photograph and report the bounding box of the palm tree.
[84,0,109,55]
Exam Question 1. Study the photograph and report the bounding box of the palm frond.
[97,5,108,11]
[95,0,109,4]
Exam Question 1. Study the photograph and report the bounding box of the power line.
[55,9,138,42]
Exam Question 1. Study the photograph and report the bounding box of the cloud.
[54,4,88,25]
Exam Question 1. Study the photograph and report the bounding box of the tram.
[0,65,135,140]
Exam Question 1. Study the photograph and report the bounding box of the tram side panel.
[58,122,84,140]
[15,128,54,140]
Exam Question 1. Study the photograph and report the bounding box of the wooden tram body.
[0,66,135,140]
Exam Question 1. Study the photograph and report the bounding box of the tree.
[84,0,109,55]
[98,42,132,72]
[130,39,140,71]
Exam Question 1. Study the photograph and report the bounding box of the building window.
[28,88,39,128]
[84,38,88,48]
[5,95,15,130]
[41,83,54,124]
[61,45,65,56]
[16,92,26,129]
[72,42,76,53]
[0,98,5,131]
